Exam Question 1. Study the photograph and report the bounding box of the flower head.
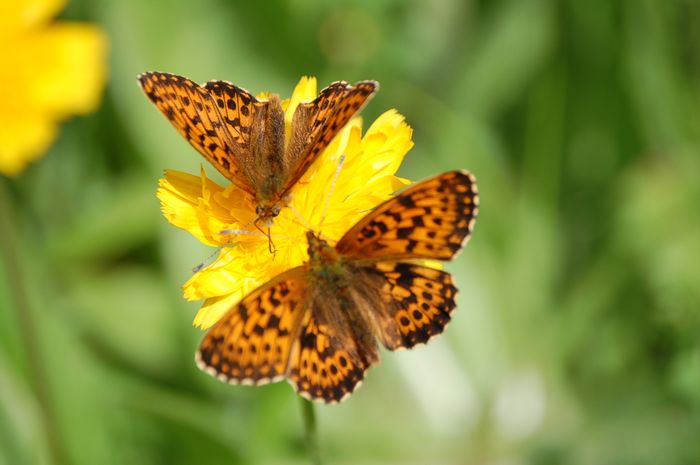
[0,0,107,176]
[158,77,413,329]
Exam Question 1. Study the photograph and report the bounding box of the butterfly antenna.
[288,203,314,231]
[219,228,267,237]
[284,201,336,243]
[192,246,223,273]
[318,154,346,232]
[220,225,304,243]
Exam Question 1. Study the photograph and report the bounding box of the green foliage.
[2,0,700,463]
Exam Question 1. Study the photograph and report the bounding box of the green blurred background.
[2,0,700,464]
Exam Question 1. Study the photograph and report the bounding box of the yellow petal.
[0,6,106,176]
[284,76,317,142]
[285,76,317,120]
[0,0,65,33]
[0,117,56,175]
[28,23,107,116]
[193,293,242,330]
[157,170,230,246]
[188,248,295,328]
[184,248,250,301]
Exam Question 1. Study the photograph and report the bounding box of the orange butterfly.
[196,171,479,403]
[138,72,377,224]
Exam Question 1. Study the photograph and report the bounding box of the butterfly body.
[306,231,380,355]
[244,93,287,224]
[197,171,479,403]
[246,94,285,206]
[139,72,378,225]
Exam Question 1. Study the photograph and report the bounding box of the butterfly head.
[306,231,339,267]
[255,203,282,225]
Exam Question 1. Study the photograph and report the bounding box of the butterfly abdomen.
[248,95,287,204]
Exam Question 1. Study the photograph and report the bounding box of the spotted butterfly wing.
[281,80,378,197]
[339,171,478,350]
[197,266,376,403]
[138,72,259,195]
[335,170,478,260]
[286,311,377,403]
[203,80,258,151]
[197,268,307,385]
[354,262,458,350]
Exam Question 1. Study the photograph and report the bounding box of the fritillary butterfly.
[196,171,479,403]
[138,72,377,223]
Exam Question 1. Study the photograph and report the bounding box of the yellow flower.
[0,0,107,176]
[158,77,414,329]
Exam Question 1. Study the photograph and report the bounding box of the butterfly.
[138,72,377,224]
[196,170,479,403]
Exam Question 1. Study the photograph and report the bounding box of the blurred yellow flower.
[158,77,414,329]
[0,0,107,176]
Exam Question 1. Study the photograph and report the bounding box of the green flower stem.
[0,183,68,465]
[300,398,321,465]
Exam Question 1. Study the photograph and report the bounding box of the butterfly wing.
[196,267,308,385]
[281,80,378,197]
[336,171,478,351]
[356,262,458,350]
[138,72,258,194]
[336,170,478,261]
[197,264,376,402]
[202,80,258,151]
[285,310,377,404]
[284,260,460,401]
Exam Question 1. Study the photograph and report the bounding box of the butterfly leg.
[252,217,277,256]
[267,225,277,256]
